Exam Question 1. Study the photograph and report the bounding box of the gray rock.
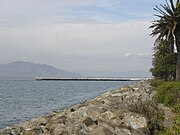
[1,128,11,135]
[49,124,65,135]
[10,127,22,135]
[82,117,94,127]
[79,123,90,134]
[122,113,147,129]
[58,116,68,125]
[0,127,22,135]
[92,126,114,135]
[114,128,131,135]
[98,111,122,126]
[133,128,149,135]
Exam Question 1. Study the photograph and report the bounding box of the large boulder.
[98,111,122,126]
[122,113,147,129]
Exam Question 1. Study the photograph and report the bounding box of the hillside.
[0,61,81,77]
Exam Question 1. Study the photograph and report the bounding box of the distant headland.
[0,61,81,78]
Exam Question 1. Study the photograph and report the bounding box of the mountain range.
[0,61,81,77]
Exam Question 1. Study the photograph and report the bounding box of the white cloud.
[0,20,153,74]
[123,53,131,57]
[137,53,151,56]
[0,0,161,27]
[0,0,157,76]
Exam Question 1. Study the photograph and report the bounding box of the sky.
[0,0,166,77]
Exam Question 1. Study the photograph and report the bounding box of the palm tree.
[150,0,180,81]
[153,40,170,60]
[151,39,177,80]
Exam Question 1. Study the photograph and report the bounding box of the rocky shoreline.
[0,80,156,135]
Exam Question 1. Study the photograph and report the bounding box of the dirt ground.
[159,104,176,128]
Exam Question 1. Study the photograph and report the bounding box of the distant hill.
[0,61,81,77]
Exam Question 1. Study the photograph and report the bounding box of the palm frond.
[150,0,179,42]
[154,6,167,15]
[169,0,175,11]
[160,3,175,17]
[176,0,180,8]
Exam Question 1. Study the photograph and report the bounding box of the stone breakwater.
[0,80,155,135]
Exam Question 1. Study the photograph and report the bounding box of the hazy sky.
[0,0,165,77]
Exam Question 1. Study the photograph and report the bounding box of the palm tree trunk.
[168,35,174,53]
[175,34,180,81]
[176,53,180,81]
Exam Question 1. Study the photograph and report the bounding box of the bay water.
[0,77,133,129]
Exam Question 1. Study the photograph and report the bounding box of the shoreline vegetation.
[150,79,180,134]
[1,80,177,135]
[148,0,180,134]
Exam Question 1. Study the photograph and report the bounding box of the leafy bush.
[158,115,180,135]
[155,82,180,110]
[150,39,177,81]
[154,81,180,134]
[149,79,165,88]
[172,101,180,113]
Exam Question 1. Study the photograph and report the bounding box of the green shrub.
[172,101,180,113]
[150,79,166,88]
[155,82,180,109]
[158,115,180,135]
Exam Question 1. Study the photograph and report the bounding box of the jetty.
[35,77,145,81]
[0,80,155,135]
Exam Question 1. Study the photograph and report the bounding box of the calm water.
[0,77,133,129]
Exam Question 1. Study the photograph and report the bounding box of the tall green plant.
[150,40,177,81]
[150,0,180,81]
